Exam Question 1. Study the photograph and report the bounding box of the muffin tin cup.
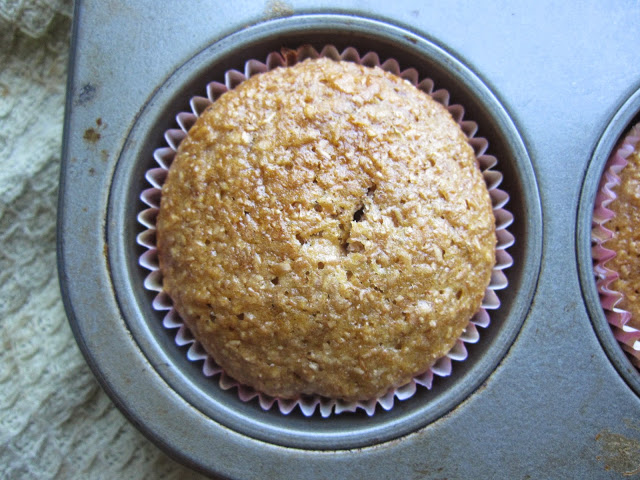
[137,44,515,417]
[72,13,543,454]
[578,85,640,395]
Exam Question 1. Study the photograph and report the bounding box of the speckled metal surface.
[58,1,640,478]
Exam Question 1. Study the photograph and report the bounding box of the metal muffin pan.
[58,1,640,478]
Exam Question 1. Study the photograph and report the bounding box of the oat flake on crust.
[157,58,496,401]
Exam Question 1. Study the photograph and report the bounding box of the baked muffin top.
[606,141,640,330]
[157,57,496,401]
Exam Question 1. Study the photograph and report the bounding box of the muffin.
[156,57,497,402]
[604,134,640,330]
[593,123,640,366]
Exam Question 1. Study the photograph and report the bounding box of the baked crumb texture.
[140,47,513,410]
[593,123,640,367]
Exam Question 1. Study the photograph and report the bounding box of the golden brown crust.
[157,58,496,401]
[607,144,640,330]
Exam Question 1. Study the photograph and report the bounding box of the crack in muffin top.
[157,57,496,401]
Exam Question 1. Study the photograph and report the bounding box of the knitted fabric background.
[0,2,207,478]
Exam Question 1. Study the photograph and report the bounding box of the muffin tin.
[58,1,640,478]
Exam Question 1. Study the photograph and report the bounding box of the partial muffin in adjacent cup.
[593,124,640,367]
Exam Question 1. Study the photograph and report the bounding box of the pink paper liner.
[592,123,640,369]
[137,45,515,416]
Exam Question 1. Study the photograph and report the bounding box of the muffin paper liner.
[592,123,640,368]
[137,45,515,416]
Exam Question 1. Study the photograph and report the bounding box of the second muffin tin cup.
[578,85,640,396]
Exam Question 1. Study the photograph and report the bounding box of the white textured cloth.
[0,3,207,478]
